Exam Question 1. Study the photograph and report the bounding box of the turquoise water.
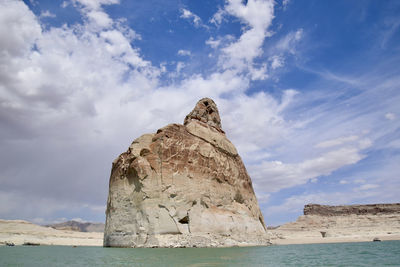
[1,241,399,266]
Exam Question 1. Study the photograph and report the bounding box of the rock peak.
[184,98,222,131]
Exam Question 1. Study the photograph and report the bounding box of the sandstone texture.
[104,98,268,247]
[270,203,400,245]
[0,219,103,246]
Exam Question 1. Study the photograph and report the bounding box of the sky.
[0,0,399,226]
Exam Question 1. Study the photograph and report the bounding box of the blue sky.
[0,0,399,226]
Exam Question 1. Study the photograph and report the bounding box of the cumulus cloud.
[218,0,275,80]
[0,0,284,223]
[0,0,162,222]
[0,1,41,57]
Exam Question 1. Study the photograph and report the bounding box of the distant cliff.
[47,221,104,233]
[269,203,400,245]
[304,203,400,216]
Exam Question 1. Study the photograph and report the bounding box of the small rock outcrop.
[104,98,268,247]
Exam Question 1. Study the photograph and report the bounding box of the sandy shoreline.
[269,231,400,245]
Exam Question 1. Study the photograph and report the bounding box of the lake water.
[1,241,399,266]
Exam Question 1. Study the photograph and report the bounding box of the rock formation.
[303,203,400,216]
[270,203,400,244]
[104,98,268,247]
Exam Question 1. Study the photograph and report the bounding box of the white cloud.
[0,0,163,222]
[72,0,119,11]
[87,10,113,28]
[0,0,41,57]
[177,49,191,56]
[270,55,284,69]
[354,178,366,184]
[207,0,278,80]
[358,138,372,149]
[255,192,270,204]
[206,37,221,49]
[380,17,400,48]
[40,10,56,18]
[218,0,275,80]
[176,62,185,73]
[316,135,359,148]
[357,184,379,191]
[70,0,122,31]
[251,146,365,193]
[61,1,69,8]
[275,28,303,53]
[180,8,202,28]
[210,8,225,25]
[205,35,235,49]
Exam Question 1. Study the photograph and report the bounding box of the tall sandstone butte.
[104,98,268,247]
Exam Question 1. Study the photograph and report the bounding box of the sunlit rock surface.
[104,98,268,247]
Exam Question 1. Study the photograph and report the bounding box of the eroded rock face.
[104,98,268,247]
